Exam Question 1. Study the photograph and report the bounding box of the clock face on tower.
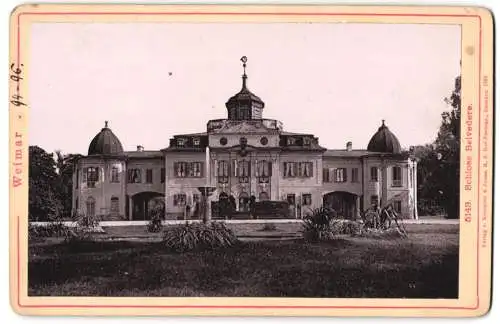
[260,137,268,146]
[220,137,228,146]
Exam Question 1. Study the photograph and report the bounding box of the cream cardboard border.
[8,4,494,317]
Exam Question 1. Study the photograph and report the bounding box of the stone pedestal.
[198,186,216,224]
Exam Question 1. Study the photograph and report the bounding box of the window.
[86,167,99,188]
[189,162,202,177]
[302,194,312,206]
[392,166,402,187]
[370,167,378,182]
[259,192,270,201]
[146,169,153,183]
[238,160,250,183]
[298,162,313,177]
[174,162,203,178]
[86,197,96,217]
[370,195,379,207]
[323,168,330,182]
[217,160,230,183]
[284,162,297,177]
[193,193,200,203]
[394,200,402,213]
[334,168,347,183]
[111,166,120,183]
[176,138,186,147]
[161,168,165,183]
[351,168,359,182]
[127,169,142,183]
[173,193,186,206]
[110,197,119,214]
[257,160,272,181]
[193,137,200,146]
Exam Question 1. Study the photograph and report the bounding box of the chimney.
[346,141,352,151]
[137,145,144,152]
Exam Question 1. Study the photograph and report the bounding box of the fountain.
[198,145,216,223]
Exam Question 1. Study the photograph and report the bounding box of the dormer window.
[193,137,200,146]
[177,138,186,147]
[287,137,295,146]
[304,137,311,146]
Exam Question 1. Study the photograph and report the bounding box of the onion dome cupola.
[88,121,124,155]
[225,56,265,120]
[367,120,402,154]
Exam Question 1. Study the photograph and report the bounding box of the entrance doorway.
[323,191,358,220]
[239,192,249,212]
[131,192,165,220]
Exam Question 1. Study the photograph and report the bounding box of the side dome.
[88,121,124,155]
[367,120,402,154]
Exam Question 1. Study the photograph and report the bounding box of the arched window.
[86,197,96,217]
[110,197,119,215]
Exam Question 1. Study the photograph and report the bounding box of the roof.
[124,151,163,159]
[367,120,402,154]
[225,75,265,108]
[88,122,124,156]
[324,149,407,159]
[324,150,370,157]
[172,132,207,138]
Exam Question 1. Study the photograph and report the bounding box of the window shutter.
[233,159,238,177]
[292,162,298,177]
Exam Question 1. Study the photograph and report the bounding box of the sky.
[29,22,461,154]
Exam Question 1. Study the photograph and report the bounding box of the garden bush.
[162,222,239,252]
[253,201,289,219]
[64,212,102,244]
[259,223,277,232]
[147,203,164,233]
[28,222,70,240]
[302,207,362,242]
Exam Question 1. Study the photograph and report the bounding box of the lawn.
[28,224,459,298]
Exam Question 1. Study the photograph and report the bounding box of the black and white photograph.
[25,16,463,300]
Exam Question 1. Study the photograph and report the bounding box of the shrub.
[162,222,239,253]
[253,201,289,219]
[64,212,102,244]
[147,203,164,233]
[260,223,277,232]
[28,221,71,240]
[302,207,363,242]
[354,227,407,239]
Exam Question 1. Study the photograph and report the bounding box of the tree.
[413,76,460,219]
[55,150,83,218]
[434,75,460,219]
[29,146,63,221]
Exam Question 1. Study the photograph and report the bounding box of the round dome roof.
[367,120,402,154]
[88,121,124,155]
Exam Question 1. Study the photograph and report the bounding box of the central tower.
[225,56,265,120]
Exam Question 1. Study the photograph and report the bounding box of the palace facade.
[72,59,418,221]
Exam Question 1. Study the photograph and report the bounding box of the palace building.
[72,58,418,221]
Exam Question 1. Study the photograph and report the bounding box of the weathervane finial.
[240,56,247,75]
[105,120,109,128]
